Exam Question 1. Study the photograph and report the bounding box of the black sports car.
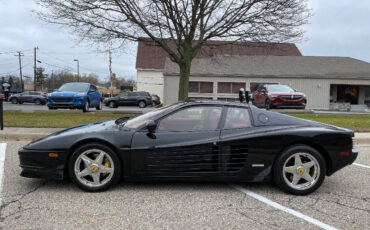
[18,101,358,195]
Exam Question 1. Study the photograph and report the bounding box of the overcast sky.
[0,0,369,83]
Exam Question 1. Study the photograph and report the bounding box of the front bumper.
[350,148,358,165]
[18,148,68,180]
[47,96,85,109]
[270,97,306,109]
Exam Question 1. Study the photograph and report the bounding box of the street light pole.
[74,59,79,82]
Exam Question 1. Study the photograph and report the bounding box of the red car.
[252,84,306,109]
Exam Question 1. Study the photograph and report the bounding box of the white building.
[136,38,302,101]
[163,55,370,110]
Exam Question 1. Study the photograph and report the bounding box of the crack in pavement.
[0,181,47,221]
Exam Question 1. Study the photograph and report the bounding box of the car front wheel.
[273,145,326,195]
[68,143,122,192]
[34,99,41,105]
[11,98,18,104]
[109,101,117,108]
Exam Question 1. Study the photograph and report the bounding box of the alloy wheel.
[109,101,115,108]
[139,101,146,108]
[74,149,114,188]
[282,152,320,191]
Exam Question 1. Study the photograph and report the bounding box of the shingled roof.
[164,55,370,80]
[136,38,302,70]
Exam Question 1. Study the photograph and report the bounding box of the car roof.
[180,100,250,108]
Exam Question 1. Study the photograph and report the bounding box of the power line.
[0,48,33,55]
[0,63,32,75]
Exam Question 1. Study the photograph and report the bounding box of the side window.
[224,107,251,129]
[128,92,138,97]
[120,92,128,98]
[157,106,222,131]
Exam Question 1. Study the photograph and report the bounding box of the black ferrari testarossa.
[19,101,358,195]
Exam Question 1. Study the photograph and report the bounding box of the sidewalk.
[0,127,63,141]
[1,127,370,145]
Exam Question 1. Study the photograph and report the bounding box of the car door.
[87,85,97,106]
[19,91,30,102]
[131,105,223,178]
[118,92,129,105]
[219,106,254,175]
[127,92,138,105]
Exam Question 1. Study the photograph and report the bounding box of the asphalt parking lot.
[2,102,153,113]
[0,141,369,230]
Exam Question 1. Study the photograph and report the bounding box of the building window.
[189,97,213,101]
[217,98,239,102]
[217,82,246,94]
[189,81,213,93]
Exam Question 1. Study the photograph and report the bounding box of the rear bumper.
[18,148,68,180]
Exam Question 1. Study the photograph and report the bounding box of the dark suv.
[9,91,47,105]
[104,91,152,108]
[252,84,306,109]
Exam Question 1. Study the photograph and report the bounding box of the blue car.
[47,82,102,112]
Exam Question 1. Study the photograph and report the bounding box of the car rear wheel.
[96,100,102,110]
[34,99,41,105]
[109,101,117,108]
[273,145,326,195]
[138,101,146,108]
[11,98,18,104]
[68,143,122,192]
[83,100,89,112]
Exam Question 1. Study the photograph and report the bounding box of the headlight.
[74,93,85,97]
[270,94,279,98]
[47,93,52,97]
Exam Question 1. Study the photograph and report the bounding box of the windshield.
[267,85,295,93]
[123,104,180,129]
[58,83,89,92]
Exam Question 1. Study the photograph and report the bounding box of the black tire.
[96,100,102,110]
[109,101,117,108]
[265,99,270,110]
[34,99,41,105]
[11,98,18,104]
[82,100,89,113]
[138,101,146,108]
[273,145,326,195]
[68,143,122,192]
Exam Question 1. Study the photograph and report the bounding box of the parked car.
[47,82,102,112]
[151,94,161,106]
[9,91,47,105]
[19,101,357,194]
[104,91,152,108]
[252,84,306,109]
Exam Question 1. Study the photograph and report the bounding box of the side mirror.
[145,120,157,133]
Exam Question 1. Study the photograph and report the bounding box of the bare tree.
[36,0,311,100]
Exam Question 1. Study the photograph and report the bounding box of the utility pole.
[74,59,80,82]
[33,47,38,91]
[109,49,113,97]
[15,51,24,92]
